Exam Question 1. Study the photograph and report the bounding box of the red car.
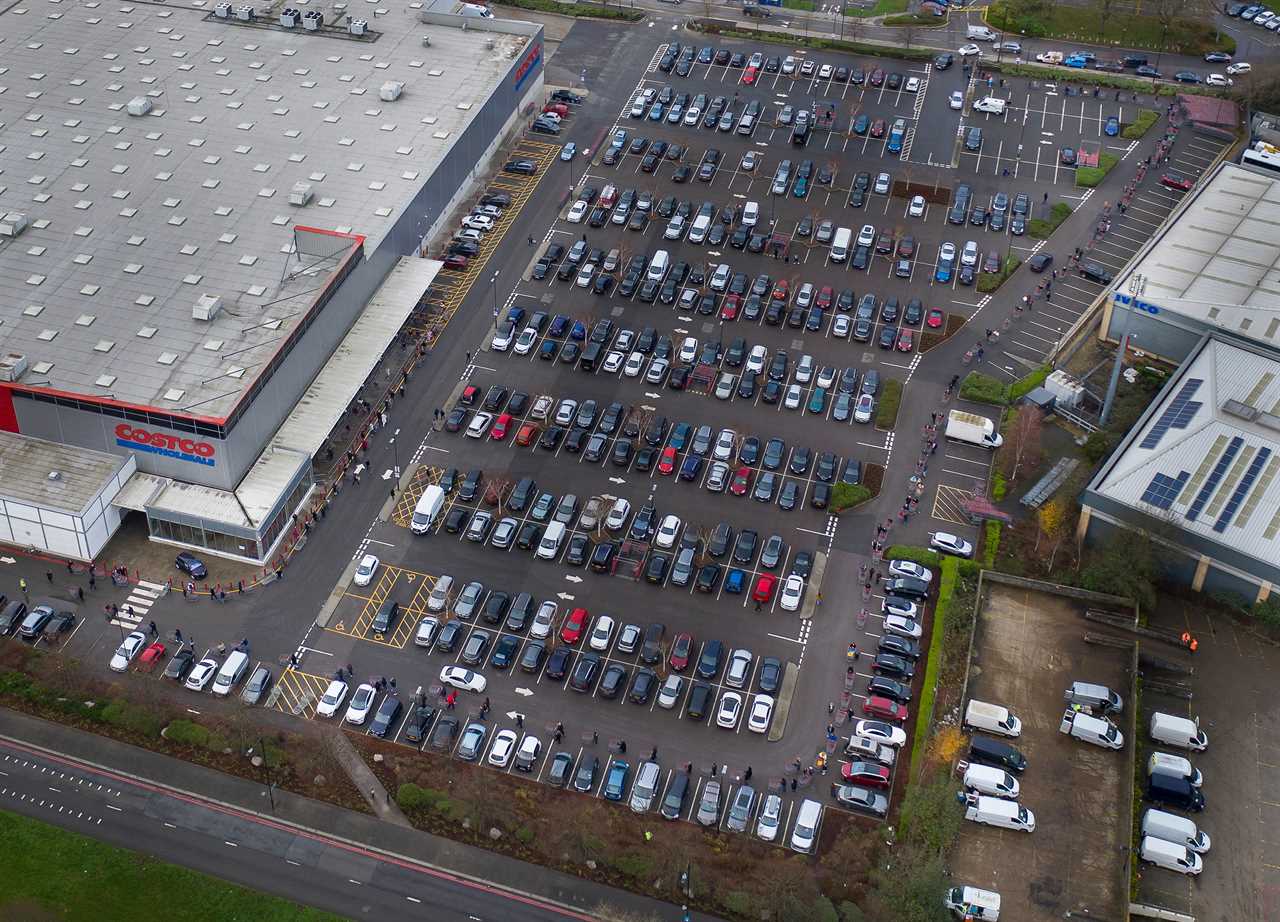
[669,632,694,671]
[490,413,513,440]
[443,254,469,270]
[139,641,167,671]
[743,66,758,86]
[720,294,741,321]
[560,608,588,644]
[863,696,909,723]
[925,308,945,329]
[459,384,480,406]
[729,466,752,496]
[515,423,538,447]
[869,119,887,138]
[544,102,568,117]
[816,286,834,310]
[896,329,914,352]
[869,68,885,87]
[752,574,777,603]
[842,760,892,788]
[657,446,679,475]
[770,280,789,303]
[1161,172,1193,192]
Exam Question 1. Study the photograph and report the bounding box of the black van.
[661,772,690,819]
[1079,262,1113,284]
[1122,54,1149,68]
[969,735,1028,774]
[371,599,400,634]
[579,341,603,372]
[1147,772,1205,812]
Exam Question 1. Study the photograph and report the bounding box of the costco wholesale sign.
[115,424,217,467]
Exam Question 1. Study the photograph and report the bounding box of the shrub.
[832,482,872,512]
[1083,431,1114,463]
[397,782,437,811]
[875,379,903,430]
[996,63,1181,96]
[515,825,536,844]
[1028,201,1072,239]
[1076,152,1119,188]
[960,372,1008,405]
[163,719,210,747]
[1122,109,1159,140]
[610,852,654,879]
[907,556,957,779]
[100,700,163,737]
[1009,363,1052,402]
[983,521,1002,568]
[494,0,643,20]
[976,255,1022,293]
[991,471,1008,501]
[695,22,935,60]
[883,545,940,569]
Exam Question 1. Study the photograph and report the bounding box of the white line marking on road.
[105,804,122,812]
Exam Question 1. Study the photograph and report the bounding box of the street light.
[490,270,501,330]
[1101,273,1142,425]
[389,427,401,494]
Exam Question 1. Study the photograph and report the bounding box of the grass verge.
[692,20,936,60]
[847,0,908,15]
[882,12,946,26]
[1121,108,1159,140]
[1076,150,1119,188]
[982,521,1002,568]
[1028,201,1072,239]
[907,556,957,780]
[986,1,1233,55]
[832,482,873,512]
[0,810,343,922]
[875,378,903,430]
[976,254,1021,294]
[493,0,644,20]
[960,371,1009,405]
[995,62,1182,96]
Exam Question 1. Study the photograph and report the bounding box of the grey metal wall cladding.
[1200,563,1260,601]
[1104,305,1206,364]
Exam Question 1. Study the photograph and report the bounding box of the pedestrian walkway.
[111,579,165,630]
[324,728,413,828]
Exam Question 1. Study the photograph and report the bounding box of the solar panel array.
[1186,436,1244,522]
[1214,447,1273,533]
[1138,378,1205,450]
[1140,471,1190,511]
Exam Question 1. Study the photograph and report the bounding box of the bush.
[982,521,1002,568]
[515,825,536,844]
[991,471,1007,501]
[908,556,957,779]
[976,254,1022,294]
[883,545,940,569]
[875,379,903,430]
[882,12,945,25]
[1122,109,1159,140]
[397,782,436,811]
[996,62,1182,97]
[100,700,163,737]
[163,719,210,747]
[610,852,654,879]
[1028,201,1072,239]
[831,482,872,512]
[1083,431,1114,464]
[898,772,963,853]
[1075,151,1119,188]
[960,372,1008,405]
[494,0,644,19]
[1009,364,1052,402]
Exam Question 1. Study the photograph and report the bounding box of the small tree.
[1003,405,1044,483]
[1036,499,1071,572]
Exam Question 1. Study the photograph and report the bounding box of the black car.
[445,407,469,432]
[566,534,591,567]
[490,634,520,670]
[164,648,196,681]
[629,668,658,705]
[868,676,912,704]
[589,541,617,573]
[503,159,537,175]
[175,551,208,579]
[733,529,758,564]
[599,663,628,699]
[757,656,782,694]
[435,620,464,653]
[694,563,722,593]
[1029,252,1053,273]
[686,682,713,720]
[371,599,399,634]
[430,715,460,750]
[403,705,437,743]
[645,553,671,584]
[369,697,402,738]
[873,653,914,681]
[458,468,482,502]
[933,53,953,70]
[545,645,573,680]
[696,639,724,679]
[519,641,547,673]
[810,482,830,509]
[569,653,601,692]
[481,591,511,625]
[878,633,921,660]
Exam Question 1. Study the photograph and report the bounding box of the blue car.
[1064,54,1088,68]
[648,103,664,121]
[1104,116,1119,136]
[569,320,587,341]
[679,455,704,481]
[603,759,630,801]
[793,176,809,198]
[560,142,576,161]
[724,569,746,594]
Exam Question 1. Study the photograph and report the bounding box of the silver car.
[706,461,730,493]
[657,673,684,709]
[457,721,487,761]
[725,648,753,689]
[454,581,485,620]
[756,793,783,841]
[726,785,756,833]
[489,516,518,549]
[530,600,558,639]
[464,510,493,543]
[696,780,722,826]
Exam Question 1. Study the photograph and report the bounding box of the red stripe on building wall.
[0,386,19,433]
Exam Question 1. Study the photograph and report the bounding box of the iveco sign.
[1114,293,1160,315]
[115,424,217,467]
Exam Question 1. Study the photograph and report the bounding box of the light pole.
[389,427,401,494]
[490,270,500,331]
[1101,273,1142,426]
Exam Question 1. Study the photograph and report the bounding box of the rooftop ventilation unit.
[1222,398,1259,422]
[214,1,232,16]
[47,470,63,483]
[303,9,324,29]
[379,81,404,102]
[349,18,368,35]
[280,7,300,26]
[234,5,255,21]
[1045,369,1085,409]
[289,181,314,206]
[0,212,30,238]
[127,96,153,117]
[193,294,223,322]
[0,353,28,382]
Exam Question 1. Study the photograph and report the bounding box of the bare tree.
[1092,0,1120,41]
[1003,406,1045,483]
[1148,0,1188,48]
[900,18,918,49]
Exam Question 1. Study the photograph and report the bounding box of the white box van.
[962,763,1019,799]
[967,24,998,41]
[427,574,454,612]
[830,226,853,263]
[1139,835,1202,875]
[537,521,566,559]
[212,650,250,696]
[1148,751,1202,786]
[963,793,1035,832]
[1150,712,1208,751]
[646,249,670,283]
[1142,808,1210,853]
[943,886,1001,920]
[965,700,1021,737]
[1059,709,1124,749]
[410,484,446,535]
[973,96,1007,115]
[790,798,822,852]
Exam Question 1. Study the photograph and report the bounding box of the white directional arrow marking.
[506,711,521,720]
[381,469,393,481]
[515,687,534,697]
[640,405,657,412]
[644,392,661,399]
[673,328,688,334]
[0,557,14,564]
[608,476,626,485]
[564,575,583,583]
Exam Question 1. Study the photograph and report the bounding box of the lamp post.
[1101,273,1142,426]
[490,270,501,331]
[389,428,401,494]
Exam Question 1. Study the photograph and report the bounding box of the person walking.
[744,766,753,782]
[149,620,158,638]
[619,739,626,753]
[45,570,53,584]
[76,586,84,603]
[18,577,28,597]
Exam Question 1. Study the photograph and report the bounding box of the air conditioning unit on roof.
[0,353,28,382]
[303,9,324,29]
[193,294,223,322]
[214,1,232,16]
[379,81,404,102]
[349,18,368,35]
[127,96,153,117]
[0,212,29,238]
[289,182,314,206]
[280,7,300,26]
[234,5,255,20]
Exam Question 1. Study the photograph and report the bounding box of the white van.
[962,793,1035,832]
[1142,808,1210,853]
[212,649,250,696]
[1064,681,1123,714]
[962,763,1019,799]
[1139,835,1202,875]
[973,96,1007,115]
[1150,712,1208,751]
[410,484,446,535]
[830,226,853,263]
[943,886,1001,920]
[967,24,998,41]
[427,574,454,613]
[1059,709,1124,750]
[1148,752,1202,786]
[537,521,567,559]
[742,201,760,228]
[688,212,712,244]
[790,798,822,853]
[964,700,1022,737]
[646,249,670,283]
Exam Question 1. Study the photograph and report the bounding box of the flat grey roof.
[0,430,127,514]
[0,1,532,417]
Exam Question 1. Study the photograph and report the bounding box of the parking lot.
[950,579,1130,921]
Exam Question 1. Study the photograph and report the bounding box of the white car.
[184,657,219,691]
[623,351,645,377]
[784,384,803,410]
[857,223,876,247]
[949,90,964,111]
[938,241,956,268]
[645,358,669,385]
[490,326,513,351]
[553,398,578,427]
[854,719,908,748]
[588,614,616,651]
[109,631,147,672]
[344,683,377,725]
[514,327,538,355]
[605,497,631,531]
[353,553,380,587]
[888,560,933,582]
[905,76,920,93]
[531,601,558,639]
[832,315,851,339]
[602,351,625,374]
[756,794,783,841]
[884,613,923,639]
[1205,73,1232,86]
[679,336,698,364]
[575,263,596,288]
[439,665,487,693]
[664,215,686,240]
[566,200,588,223]
[746,344,768,375]
[740,150,760,171]
[713,429,737,461]
[854,393,875,424]
[748,694,775,733]
[655,514,682,549]
[488,728,518,767]
[883,596,919,620]
[909,194,927,217]
[782,55,797,74]
[657,674,683,709]
[316,680,349,717]
[716,691,744,729]
[816,366,836,389]
[930,531,975,558]
[874,172,891,195]
[465,412,493,438]
[780,574,805,611]
[514,734,542,772]
[960,240,979,267]
[415,616,440,647]
[1227,61,1252,75]
[462,214,494,232]
[958,43,982,57]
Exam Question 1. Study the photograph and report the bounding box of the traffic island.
[975,254,1022,294]
[1075,151,1120,188]
[1028,201,1072,239]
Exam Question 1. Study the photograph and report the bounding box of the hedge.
[1076,151,1119,188]
[982,521,1002,569]
[875,378,903,430]
[991,471,1008,501]
[884,545,940,569]
[881,12,946,26]
[1008,363,1052,402]
[831,482,872,512]
[995,62,1182,97]
[976,254,1021,294]
[960,372,1008,405]
[693,22,935,61]
[907,555,958,779]
[494,0,644,19]
[1121,109,1159,140]
[1028,201,1073,239]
